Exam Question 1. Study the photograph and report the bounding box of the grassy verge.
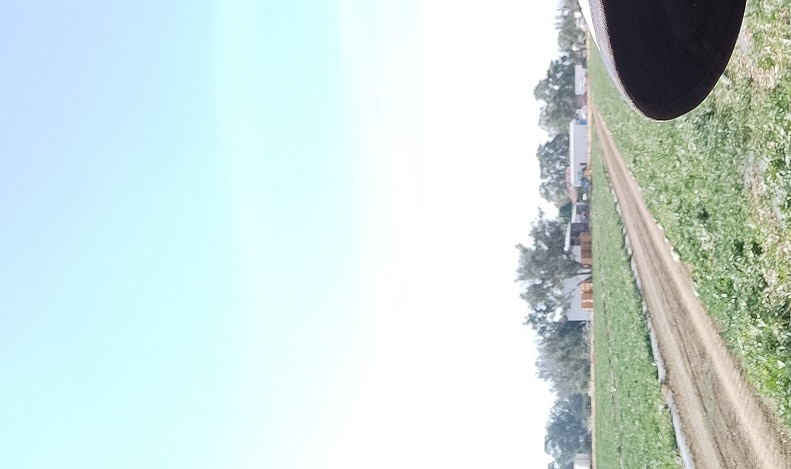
[588,0,791,425]
[591,128,680,468]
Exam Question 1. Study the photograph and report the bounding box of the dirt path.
[593,108,791,468]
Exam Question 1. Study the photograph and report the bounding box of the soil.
[593,108,791,468]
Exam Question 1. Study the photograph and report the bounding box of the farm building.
[565,205,592,267]
[569,120,589,189]
[577,231,592,266]
[565,167,578,203]
[572,202,589,223]
[565,222,588,260]
[564,275,593,321]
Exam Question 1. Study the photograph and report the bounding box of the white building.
[564,204,592,266]
[564,274,593,321]
[569,120,588,188]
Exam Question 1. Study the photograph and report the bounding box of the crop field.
[590,130,680,468]
[588,0,791,426]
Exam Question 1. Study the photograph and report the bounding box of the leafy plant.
[589,0,791,426]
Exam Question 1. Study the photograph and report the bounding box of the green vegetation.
[515,214,593,467]
[589,128,679,468]
[589,0,791,426]
[516,1,593,467]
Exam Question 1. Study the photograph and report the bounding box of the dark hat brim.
[587,0,746,120]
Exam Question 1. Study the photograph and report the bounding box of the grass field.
[588,0,791,426]
[590,129,680,468]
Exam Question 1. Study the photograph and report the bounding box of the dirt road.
[593,108,791,468]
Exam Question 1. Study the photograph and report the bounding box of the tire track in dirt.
[593,107,791,468]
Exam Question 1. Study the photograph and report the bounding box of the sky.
[0,1,559,468]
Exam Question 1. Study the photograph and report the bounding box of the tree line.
[516,1,592,467]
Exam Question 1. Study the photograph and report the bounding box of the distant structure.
[568,119,589,196]
[574,64,587,110]
[565,60,592,323]
[565,203,592,267]
[564,274,593,321]
[573,453,592,469]
[567,60,589,204]
[564,201,593,321]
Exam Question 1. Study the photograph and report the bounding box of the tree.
[534,0,586,137]
[520,281,568,335]
[558,201,573,224]
[515,210,582,284]
[544,393,591,467]
[537,133,571,206]
[555,0,586,63]
[516,210,588,334]
[534,55,577,136]
[535,320,590,397]
[530,4,592,466]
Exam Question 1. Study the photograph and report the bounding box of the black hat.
[587,0,746,120]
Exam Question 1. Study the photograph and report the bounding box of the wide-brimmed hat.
[585,0,746,120]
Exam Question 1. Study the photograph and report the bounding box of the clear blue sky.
[0,1,557,468]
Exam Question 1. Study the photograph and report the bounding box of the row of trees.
[517,1,593,467]
[516,214,590,467]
